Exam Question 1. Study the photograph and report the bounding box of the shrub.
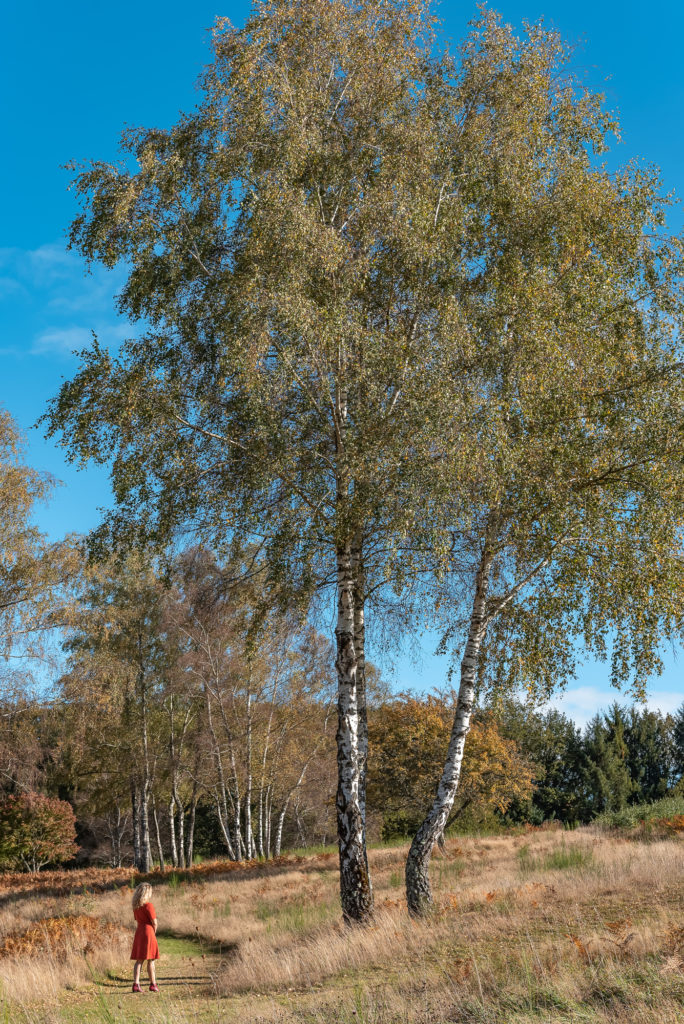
[593,795,684,832]
[0,792,78,872]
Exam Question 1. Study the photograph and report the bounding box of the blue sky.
[2,0,682,722]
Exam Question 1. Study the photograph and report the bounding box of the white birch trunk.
[151,797,165,870]
[405,551,492,916]
[245,684,253,859]
[137,653,153,874]
[352,539,368,831]
[176,793,186,869]
[168,797,179,867]
[274,799,288,858]
[139,783,153,874]
[265,785,272,858]
[131,779,141,870]
[335,540,373,923]
[185,785,198,867]
[204,686,237,859]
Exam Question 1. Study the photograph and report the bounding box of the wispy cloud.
[1,242,131,361]
[546,684,682,728]
[32,326,94,356]
[32,322,129,356]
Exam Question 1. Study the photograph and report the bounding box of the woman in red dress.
[130,882,160,992]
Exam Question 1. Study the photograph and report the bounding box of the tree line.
[2,0,683,920]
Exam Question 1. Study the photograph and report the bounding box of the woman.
[130,882,160,992]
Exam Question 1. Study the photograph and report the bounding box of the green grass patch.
[156,930,225,956]
[433,856,467,889]
[212,897,231,918]
[254,896,338,934]
[517,841,593,875]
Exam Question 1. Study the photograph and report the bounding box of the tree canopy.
[44,0,684,918]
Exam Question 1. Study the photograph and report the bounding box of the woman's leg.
[147,959,157,986]
[133,960,143,985]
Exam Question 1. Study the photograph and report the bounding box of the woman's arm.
[147,904,158,933]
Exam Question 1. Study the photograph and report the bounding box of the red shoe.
[149,984,160,992]
[132,983,142,993]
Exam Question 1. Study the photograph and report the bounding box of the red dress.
[130,902,159,961]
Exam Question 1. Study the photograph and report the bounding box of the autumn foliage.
[0,914,125,960]
[368,694,535,838]
[0,792,78,872]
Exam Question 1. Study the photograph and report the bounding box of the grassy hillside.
[0,826,682,1023]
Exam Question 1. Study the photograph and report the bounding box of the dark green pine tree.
[672,703,684,786]
[490,700,589,824]
[624,706,675,803]
[583,705,635,813]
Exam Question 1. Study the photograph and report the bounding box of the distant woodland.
[1,400,682,872]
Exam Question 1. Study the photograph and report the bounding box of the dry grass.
[0,829,682,1022]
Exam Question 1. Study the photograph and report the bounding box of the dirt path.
[99,950,226,996]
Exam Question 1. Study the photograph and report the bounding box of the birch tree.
[0,408,78,678]
[403,14,684,913]
[45,0,482,921]
[61,554,171,872]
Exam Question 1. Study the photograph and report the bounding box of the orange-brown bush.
[0,914,126,960]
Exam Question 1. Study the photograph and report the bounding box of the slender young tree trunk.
[245,682,253,859]
[258,786,264,859]
[131,778,142,871]
[176,792,186,869]
[137,653,153,874]
[185,784,198,867]
[258,680,277,859]
[139,783,153,874]
[335,540,373,924]
[167,700,179,867]
[168,797,179,868]
[204,686,236,859]
[265,785,272,858]
[109,805,127,868]
[274,798,289,858]
[152,797,165,870]
[405,551,492,916]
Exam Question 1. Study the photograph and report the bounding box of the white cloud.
[545,684,682,728]
[0,240,133,362]
[32,321,130,357]
[32,326,94,355]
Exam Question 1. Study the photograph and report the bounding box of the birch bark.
[131,779,141,870]
[335,540,373,923]
[152,797,165,870]
[168,797,178,867]
[405,550,492,916]
[352,540,368,831]
[245,680,253,859]
[185,787,198,867]
[204,685,237,859]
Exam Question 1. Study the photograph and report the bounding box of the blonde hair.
[132,882,153,910]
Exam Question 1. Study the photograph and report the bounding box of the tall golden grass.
[0,829,682,1022]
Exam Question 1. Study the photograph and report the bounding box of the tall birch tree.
[402,14,684,914]
[45,0,484,921]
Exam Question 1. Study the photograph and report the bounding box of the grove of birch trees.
[39,0,684,920]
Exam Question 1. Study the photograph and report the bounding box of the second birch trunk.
[405,551,491,916]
